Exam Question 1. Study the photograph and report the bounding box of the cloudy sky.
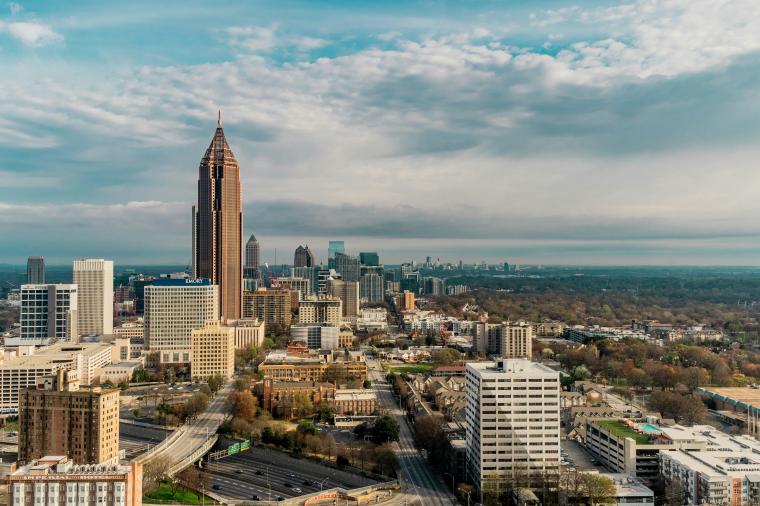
[2,0,760,266]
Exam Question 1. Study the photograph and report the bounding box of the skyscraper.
[17,284,78,345]
[245,233,260,279]
[26,256,45,284]
[73,259,113,337]
[334,251,360,282]
[327,240,345,269]
[294,245,315,268]
[359,252,379,267]
[327,278,360,323]
[194,112,243,320]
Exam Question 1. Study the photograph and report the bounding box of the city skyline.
[3,1,760,265]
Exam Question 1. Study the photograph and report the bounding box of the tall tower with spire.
[193,111,243,320]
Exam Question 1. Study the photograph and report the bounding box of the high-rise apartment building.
[73,259,114,337]
[472,322,533,358]
[244,233,260,279]
[299,295,342,325]
[18,370,120,465]
[144,279,218,363]
[327,240,345,269]
[327,278,359,323]
[294,245,315,268]
[8,456,142,506]
[242,288,292,327]
[26,256,45,284]
[465,359,560,496]
[423,276,446,296]
[191,321,235,380]
[402,290,415,311]
[17,284,78,345]
[193,114,243,320]
[334,252,360,282]
[275,276,310,299]
[360,273,384,304]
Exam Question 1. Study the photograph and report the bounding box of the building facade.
[144,279,218,364]
[327,279,359,322]
[225,318,265,349]
[18,284,78,344]
[465,360,560,494]
[242,288,292,327]
[191,321,235,380]
[291,324,340,350]
[299,295,342,325]
[18,372,120,465]
[294,245,315,268]
[8,456,142,506]
[72,259,114,337]
[334,251,360,282]
[473,322,533,358]
[26,256,45,284]
[193,114,242,320]
[244,232,260,279]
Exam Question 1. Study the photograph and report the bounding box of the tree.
[143,456,172,493]
[132,368,150,383]
[184,392,209,419]
[233,376,251,392]
[662,478,685,506]
[292,392,313,418]
[372,415,400,444]
[297,419,317,436]
[207,374,224,394]
[431,348,462,366]
[230,416,252,437]
[363,379,372,389]
[315,401,336,423]
[580,473,616,506]
[227,390,258,421]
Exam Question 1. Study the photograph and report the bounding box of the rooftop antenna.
[217,109,222,127]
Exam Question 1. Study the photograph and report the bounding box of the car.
[283,483,291,488]
[288,473,295,477]
[212,484,221,490]
[251,496,261,501]
[292,488,302,494]
[302,480,312,486]
[235,469,243,474]
[277,497,284,501]
[255,470,264,475]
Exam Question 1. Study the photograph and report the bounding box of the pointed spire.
[217,109,222,127]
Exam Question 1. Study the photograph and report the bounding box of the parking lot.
[561,438,606,471]
[199,446,379,501]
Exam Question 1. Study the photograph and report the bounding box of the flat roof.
[699,387,760,411]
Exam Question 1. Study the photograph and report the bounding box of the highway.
[199,446,378,501]
[366,357,457,506]
[138,384,231,467]
[120,424,170,459]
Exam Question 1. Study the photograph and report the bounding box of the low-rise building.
[225,318,265,350]
[258,351,368,382]
[584,419,715,481]
[7,456,142,506]
[113,322,144,341]
[298,295,342,325]
[333,389,377,415]
[659,430,760,505]
[96,361,144,384]
[291,324,340,350]
[256,378,335,418]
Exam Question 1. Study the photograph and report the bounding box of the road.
[120,424,170,459]
[367,357,457,506]
[199,446,378,501]
[139,384,231,467]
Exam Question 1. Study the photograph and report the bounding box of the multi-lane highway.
[199,446,378,501]
[138,384,231,468]
[366,357,457,506]
[120,424,170,459]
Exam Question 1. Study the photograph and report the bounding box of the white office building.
[72,259,114,337]
[144,279,218,363]
[465,359,560,495]
[15,284,78,345]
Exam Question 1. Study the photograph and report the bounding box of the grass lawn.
[388,364,434,374]
[597,420,651,444]
[144,482,210,505]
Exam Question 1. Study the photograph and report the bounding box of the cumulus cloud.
[1,20,62,46]
[2,0,760,263]
[8,2,21,15]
